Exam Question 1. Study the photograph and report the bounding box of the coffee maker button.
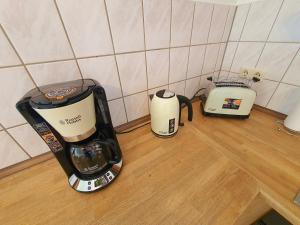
[88,186,91,190]
[88,181,91,185]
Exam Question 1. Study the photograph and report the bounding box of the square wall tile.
[146,49,169,89]
[0,131,29,169]
[108,98,127,127]
[124,91,149,122]
[0,29,21,67]
[257,43,299,81]
[221,42,238,71]
[269,0,300,42]
[116,52,147,96]
[27,60,81,86]
[169,47,189,83]
[185,76,201,99]
[78,56,122,100]
[222,6,236,42]
[282,50,300,86]
[56,0,113,57]
[227,72,240,80]
[219,70,229,78]
[208,5,230,43]
[267,83,300,114]
[143,0,171,49]
[202,44,220,74]
[231,42,264,73]
[8,124,49,157]
[171,0,194,47]
[241,0,282,41]
[106,0,144,53]
[187,45,205,78]
[229,4,250,41]
[191,3,213,45]
[0,0,73,63]
[148,85,169,96]
[169,80,185,96]
[0,67,35,128]
[252,79,278,107]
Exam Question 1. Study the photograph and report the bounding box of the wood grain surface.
[0,101,299,225]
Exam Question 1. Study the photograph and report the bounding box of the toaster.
[201,78,256,119]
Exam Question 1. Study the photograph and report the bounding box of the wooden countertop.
[1,101,300,225]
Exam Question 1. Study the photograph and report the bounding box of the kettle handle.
[177,95,193,126]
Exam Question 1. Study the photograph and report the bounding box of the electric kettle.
[149,89,193,137]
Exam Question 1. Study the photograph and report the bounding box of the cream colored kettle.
[149,89,193,137]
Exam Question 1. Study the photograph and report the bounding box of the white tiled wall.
[0,0,232,169]
[1,0,300,171]
[221,0,300,115]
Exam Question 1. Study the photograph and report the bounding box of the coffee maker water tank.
[284,101,300,133]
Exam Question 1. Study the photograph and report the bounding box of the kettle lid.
[156,89,175,99]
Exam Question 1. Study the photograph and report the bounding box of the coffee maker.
[16,79,122,192]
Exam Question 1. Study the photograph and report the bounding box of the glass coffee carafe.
[70,139,117,175]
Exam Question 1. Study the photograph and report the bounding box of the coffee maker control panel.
[68,160,122,192]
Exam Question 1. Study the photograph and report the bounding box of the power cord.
[115,88,206,135]
[275,120,295,136]
[115,122,150,134]
[190,88,206,101]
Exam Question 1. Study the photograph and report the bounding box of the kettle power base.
[68,160,122,193]
[151,130,178,138]
[200,102,250,119]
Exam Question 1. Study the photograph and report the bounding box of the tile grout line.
[253,0,285,108]
[0,24,38,88]
[220,69,300,88]
[103,0,129,123]
[183,2,196,96]
[254,0,285,68]
[0,41,231,70]
[141,0,150,113]
[199,4,214,89]
[213,6,231,79]
[227,3,252,77]
[1,39,300,68]
[218,6,238,78]
[0,68,218,133]
[116,70,220,99]
[3,126,32,159]
[53,0,83,79]
[265,46,300,108]
[167,0,173,89]
[5,122,28,130]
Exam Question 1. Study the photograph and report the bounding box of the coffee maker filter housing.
[33,93,96,142]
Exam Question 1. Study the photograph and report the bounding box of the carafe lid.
[28,79,96,109]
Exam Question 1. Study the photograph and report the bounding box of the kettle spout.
[149,94,154,100]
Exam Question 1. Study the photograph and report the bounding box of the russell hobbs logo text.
[59,115,82,125]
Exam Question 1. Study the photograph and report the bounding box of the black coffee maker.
[16,79,122,192]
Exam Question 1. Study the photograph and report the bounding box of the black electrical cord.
[115,88,206,135]
[190,88,206,101]
[115,122,150,134]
